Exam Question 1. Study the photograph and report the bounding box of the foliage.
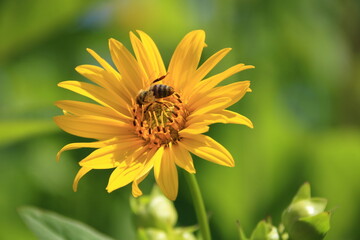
[238,183,330,240]
[18,207,113,240]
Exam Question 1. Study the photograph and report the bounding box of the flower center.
[132,92,187,148]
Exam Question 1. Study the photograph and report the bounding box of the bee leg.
[174,93,182,103]
[156,101,173,111]
[152,111,161,131]
[144,103,153,113]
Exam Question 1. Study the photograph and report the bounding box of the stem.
[184,171,211,240]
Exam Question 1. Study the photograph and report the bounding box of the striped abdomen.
[149,84,174,98]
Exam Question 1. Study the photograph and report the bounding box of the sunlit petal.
[154,147,178,200]
[56,137,120,161]
[58,81,130,118]
[167,30,206,91]
[109,38,147,93]
[73,167,92,192]
[186,110,253,129]
[170,143,196,174]
[79,140,143,169]
[188,81,250,113]
[54,115,131,140]
[179,133,235,167]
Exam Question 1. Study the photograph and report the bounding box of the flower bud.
[174,228,197,240]
[137,228,167,240]
[130,186,177,231]
[238,220,279,240]
[281,183,331,240]
[251,220,279,240]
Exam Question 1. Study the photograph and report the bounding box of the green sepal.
[236,221,249,240]
[291,182,311,204]
[282,198,327,229]
[289,212,331,240]
[174,227,198,240]
[250,220,279,240]
[136,228,167,240]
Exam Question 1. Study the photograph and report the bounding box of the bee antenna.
[152,73,168,84]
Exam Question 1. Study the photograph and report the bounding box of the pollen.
[132,94,187,148]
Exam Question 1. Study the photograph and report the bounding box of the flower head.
[55,30,254,200]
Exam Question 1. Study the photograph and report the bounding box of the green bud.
[237,220,279,240]
[130,186,177,231]
[137,228,168,240]
[250,220,279,240]
[281,183,331,240]
[282,198,327,228]
[148,194,178,229]
[174,228,197,240]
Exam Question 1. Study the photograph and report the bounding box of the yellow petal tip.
[86,48,94,54]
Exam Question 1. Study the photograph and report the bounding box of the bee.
[136,74,174,107]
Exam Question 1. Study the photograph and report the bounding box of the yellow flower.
[54,30,254,200]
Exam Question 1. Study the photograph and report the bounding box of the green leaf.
[18,206,113,240]
[289,212,331,240]
[291,182,311,204]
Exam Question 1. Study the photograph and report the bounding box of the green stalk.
[184,171,211,240]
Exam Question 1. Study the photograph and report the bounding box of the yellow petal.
[182,48,232,98]
[58,81,130,117]
[170,143,196,174]
[75,64,133,105]
[167,30,206,91]
[130,32,166,85]
[154,146,178,200]
[106,146,148,192]
[109,38,146,92]
[54,115,131,140]
[188,97,232,117]
[137,30,166,77]
[130,147,158,197]
[75,64,119,90]
[193,48,232,81]
[73,167,92,192]
[55,100,127,120]
[106,160,143,193]
[179,124,209,135]
[189,64,254,102]
[131,171,150,198]
[86,48,120,78]
[179,133,234,167]
[219,81,251,108]
[186,110,253,128]
[79,139,143,169]
[56,138,119,161]
[188,81,250,113]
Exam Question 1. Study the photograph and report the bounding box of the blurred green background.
[1,0,359,239]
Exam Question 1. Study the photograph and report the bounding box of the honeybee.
[136,74,174,106]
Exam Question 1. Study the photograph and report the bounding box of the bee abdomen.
[150,84,174,98]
